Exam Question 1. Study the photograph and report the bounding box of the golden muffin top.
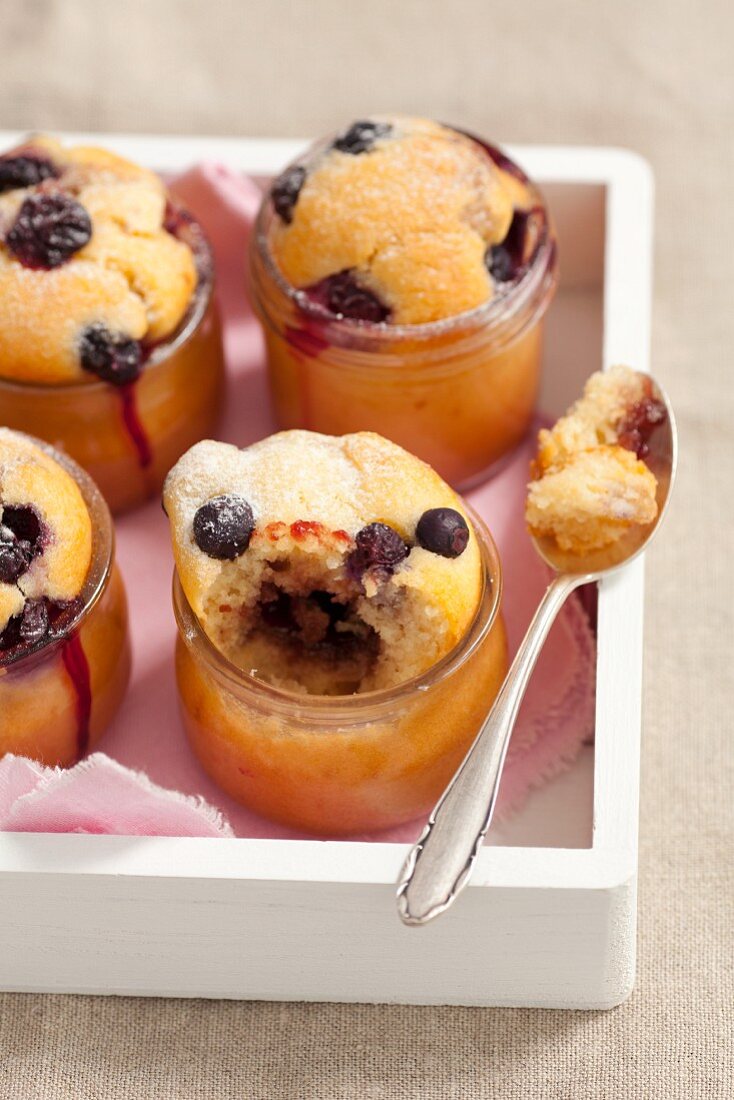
[0,135,199,385]
[266,117,543,326]
[0,429,92,658]
[164,430,484,693]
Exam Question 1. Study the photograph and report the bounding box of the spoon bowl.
[397,370,677,926]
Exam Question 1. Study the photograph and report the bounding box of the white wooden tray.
[0,135,653,1008]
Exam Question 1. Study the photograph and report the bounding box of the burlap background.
[1,1,732,1096]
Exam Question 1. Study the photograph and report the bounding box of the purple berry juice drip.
[118,383,153,469]
[285,323,329,358]
[61,632,92,759]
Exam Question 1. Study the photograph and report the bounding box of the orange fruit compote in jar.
[0,135,224,514]
[250,118,557,490]
[165,429,508,835]
[0,430,130,767]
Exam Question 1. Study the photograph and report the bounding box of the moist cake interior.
[202,528,446,696]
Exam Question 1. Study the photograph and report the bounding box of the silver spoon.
[397,371,677,926]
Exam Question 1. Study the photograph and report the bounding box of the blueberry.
[486,207,545,285]
[0,530,32,584]
[2,504,42,546]
[347,522,408,581]
[18,599,49,645]
[333,120,392,155]
[163,201,195,238]
[617,396,667,459]
[193,495,255,560]
[486,244,514,283]
[271,165,306,224]
[6,192,92,269]
[306,270,390,323]
[0,154,59,194]
[79,324,143,386]
[0,506,43,584]
[416,508,470,558]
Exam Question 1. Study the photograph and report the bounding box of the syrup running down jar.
[250,117,558,490]
[0,136,224,514]
[0,429,130,766]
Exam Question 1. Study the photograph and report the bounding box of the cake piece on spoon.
[525,365,667,553]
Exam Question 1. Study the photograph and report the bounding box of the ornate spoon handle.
[397,572,588,926]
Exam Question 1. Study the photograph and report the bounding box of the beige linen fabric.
[1,1,733,1096]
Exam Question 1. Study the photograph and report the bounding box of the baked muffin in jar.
[0,429,130,766]
[165,429,507,835]
[250,117,558,490]
[0,135,225,513]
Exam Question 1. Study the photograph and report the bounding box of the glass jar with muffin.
[0,136,225,514]
[165,429,508,835]
[0,429,130,767]
[250,117,558,490]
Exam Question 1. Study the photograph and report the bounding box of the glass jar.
[0,231,225,515]
[0,442,131,767]
[173,510,507,836]
[250,137,558,491]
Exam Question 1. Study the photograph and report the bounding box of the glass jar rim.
[172,504,503,723]
[0,227,215,395]
[0,432,114,672]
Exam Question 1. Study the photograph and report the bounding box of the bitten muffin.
[0,428,92,661]
[267,117,544,325]
[525,366,667,553]
[0,134,199,385]
[164,430,482,695]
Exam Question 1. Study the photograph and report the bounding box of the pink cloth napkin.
[0,753,233,836]
[0,163,596,840]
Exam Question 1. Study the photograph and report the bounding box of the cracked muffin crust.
[0,428,92,662]
[525,366,666,554]
[267,117,542,325]
[0,135,198,385]
[164,430,482,695]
